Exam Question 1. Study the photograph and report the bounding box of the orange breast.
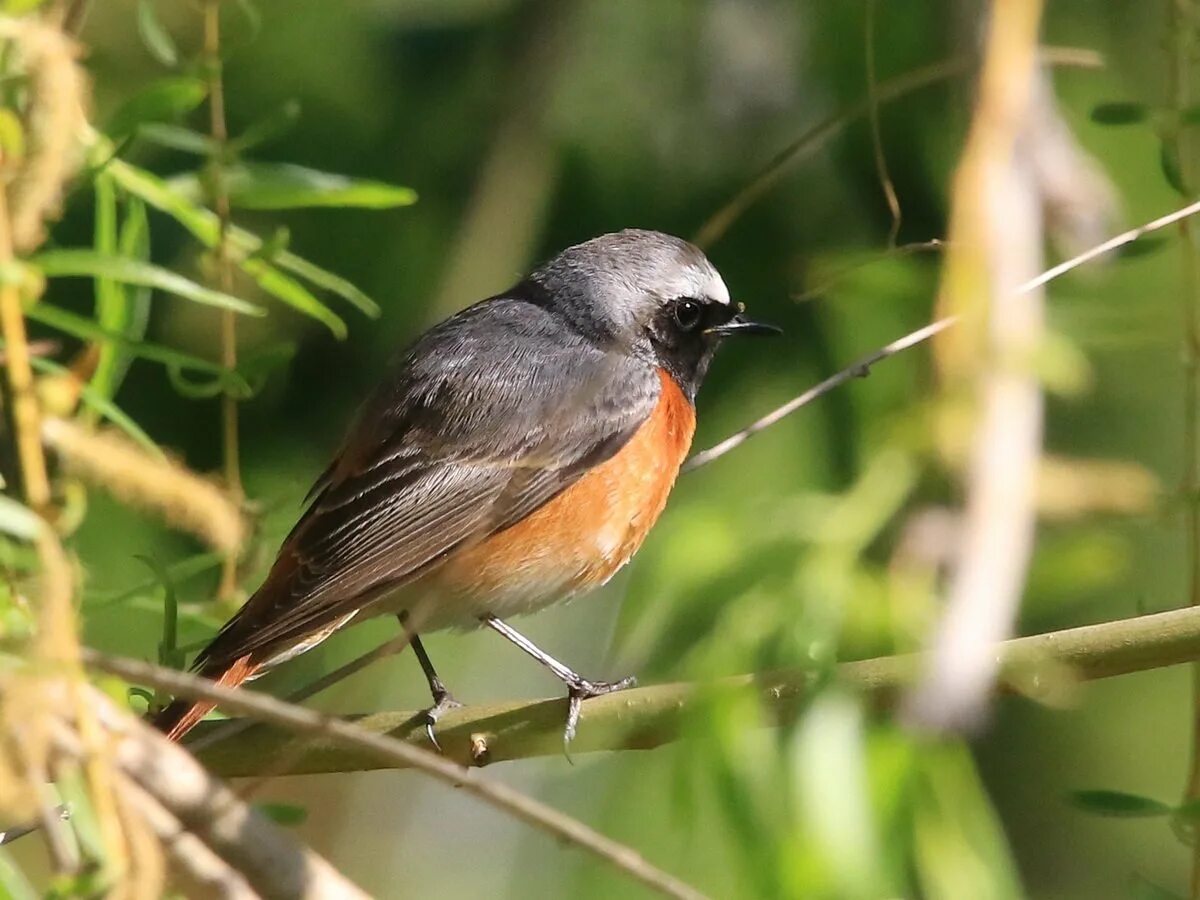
[426,369,695,620]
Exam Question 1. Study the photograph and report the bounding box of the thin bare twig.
[690,191,1200,475]
[82,650,707,900]
[692,46,1102,249]
[865,0,902,246]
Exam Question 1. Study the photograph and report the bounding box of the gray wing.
[194,295,660,670]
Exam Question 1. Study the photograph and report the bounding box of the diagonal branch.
[81,650,706,900]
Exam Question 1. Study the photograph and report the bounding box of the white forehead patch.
[666,260,730,307]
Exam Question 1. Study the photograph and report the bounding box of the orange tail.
[151,655,259,742]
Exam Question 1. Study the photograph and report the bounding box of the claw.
[561,674,637,759]
[422,691,463,753]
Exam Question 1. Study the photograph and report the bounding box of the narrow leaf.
[272,247,380,318]
[1068,789,1173,818]
[168,162,417,210]
[106,158,352,333]
[106,77,207,139]
[229,99,301,154]
[136,123,219,157]
[137,0,179,68]
[91,174,123,404]
[1089,101,1149,126]
[35,249,265,316]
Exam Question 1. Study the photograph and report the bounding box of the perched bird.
[154,229,778,747]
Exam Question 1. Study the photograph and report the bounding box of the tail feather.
[151,655,259,742]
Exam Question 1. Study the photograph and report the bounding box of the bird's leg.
[397,614,461,751]
[480,614,636,751]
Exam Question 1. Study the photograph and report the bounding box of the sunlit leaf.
[168,162,417,210]
[35,249,265,316]
[137,0,179,68]
[271,248,379,317]
[1068,790,1172,818]
[1089,102,1149,126]
[105,158,353,334]
[106,77,207,139]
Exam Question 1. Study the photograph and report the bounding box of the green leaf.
[226,162,417,210]
[105,158,352,335]
[136,123,219,157]
[1117,235,1171,260]
[1068,789,1173,818]
[137,0,179,68]
[26,304,249,393]
[240,256,346,337]
[1089,102,1149,126]
[106,77,207,139]
[91,174,123,405]
[255,802,308,827]
[35,249,265,316]
[0,495,42,541]
[271,248,380,318]
[1161,141,1187,195]
[229,99,301,153]
[86,551,223,610]
[135,555,185,671]
[168,162,417,210]
[28,355,164,458]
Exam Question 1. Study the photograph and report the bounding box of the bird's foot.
[423,690,463,752]
[562,674,637,758]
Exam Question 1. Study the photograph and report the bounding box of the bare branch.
[81,605,1200,778]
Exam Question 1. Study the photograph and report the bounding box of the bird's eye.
[673,298,703,331]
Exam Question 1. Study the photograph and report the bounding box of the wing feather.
[193,292,663,670]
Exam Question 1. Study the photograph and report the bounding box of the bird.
[153,228,778,749]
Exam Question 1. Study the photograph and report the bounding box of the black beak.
[705,304,782,337]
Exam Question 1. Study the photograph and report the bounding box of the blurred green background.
[20,0,1198,897]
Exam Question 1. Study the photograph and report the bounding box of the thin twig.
[690,192,1200,473]
[82,650,707,900]
[865,0,902,246]
[188,631,414,754]
[84,604,1200,777]
[683,317,957,472]
[203,0,243,601]
[692,46,1102,249]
